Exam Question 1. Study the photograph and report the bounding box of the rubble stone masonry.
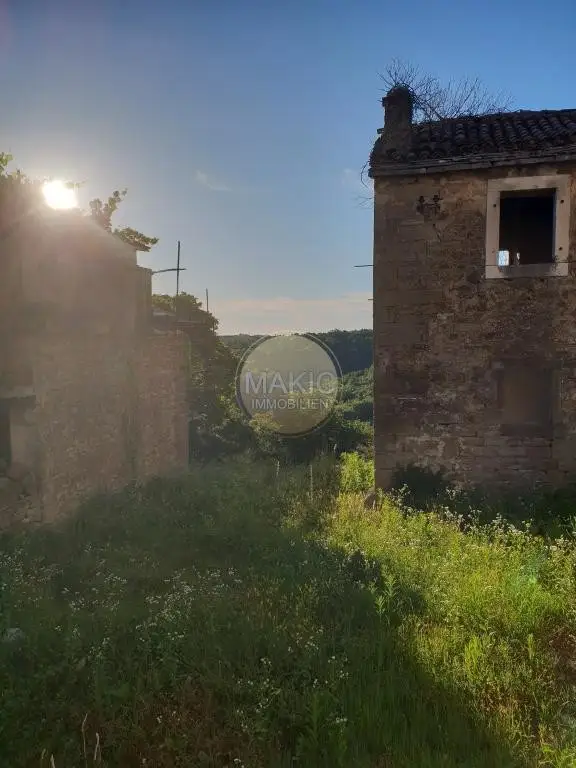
[374,164,576,490]
[28,332,189,521]
[0,213,190,525]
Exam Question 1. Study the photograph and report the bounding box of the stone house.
[369,86,576,489]
[0,207,190,524]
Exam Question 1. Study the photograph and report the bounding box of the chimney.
[381,86,413,154]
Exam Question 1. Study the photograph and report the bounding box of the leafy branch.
[88,189,158,252]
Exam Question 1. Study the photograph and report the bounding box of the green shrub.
[1,464,575,767]
[339,451,374,493]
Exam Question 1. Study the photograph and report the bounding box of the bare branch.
[351,61,514,207]
[360,160,371,189]
[379,59,513,123]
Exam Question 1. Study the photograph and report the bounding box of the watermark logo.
[235,333,342,436]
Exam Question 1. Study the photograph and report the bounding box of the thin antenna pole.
[176,241,181,299]
[205,288,209,313]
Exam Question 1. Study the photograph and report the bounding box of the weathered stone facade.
[0,209,189,524]
[370,89,576,490]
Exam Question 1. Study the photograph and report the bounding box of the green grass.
[1,460,575,766]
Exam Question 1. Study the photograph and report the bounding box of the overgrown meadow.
[1,456,576,767]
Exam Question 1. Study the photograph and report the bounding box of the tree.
[0,152,158,253]
[246,409,373,465]
[151,291,219,330]
[151,292,240,456]
[89,189,158,252]
[379,58,512,124]
[0,153,46,235]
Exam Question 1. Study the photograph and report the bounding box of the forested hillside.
[216,329,374,456]
[221,329,373,376]
[150,306,374,462]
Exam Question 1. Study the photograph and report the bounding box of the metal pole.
[176,241,181,299]
[353,264,373,299]
[151,267,187,275]
[205,288,209,313]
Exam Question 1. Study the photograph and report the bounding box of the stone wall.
[0,235,30,393]
[373,164,576,489]
[3,331,190,523]
[20,218,140,336]
[134,334,189,481]
[0,215,189,526]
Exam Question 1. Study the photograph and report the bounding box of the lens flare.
[42,180,78,210]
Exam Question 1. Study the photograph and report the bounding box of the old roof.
[369,108,576,177]
[1,207,139,264]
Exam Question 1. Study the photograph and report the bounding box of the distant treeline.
[220,329,373,375]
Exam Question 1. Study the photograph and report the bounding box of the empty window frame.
[497,364,554,436]
[486,176,570,278]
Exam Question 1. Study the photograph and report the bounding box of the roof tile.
[370,109,576,175]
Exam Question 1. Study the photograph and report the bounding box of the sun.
[42,180,78,210]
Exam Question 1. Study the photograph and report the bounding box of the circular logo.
[235,333,341,436]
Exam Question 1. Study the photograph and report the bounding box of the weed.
[0,461,575,766]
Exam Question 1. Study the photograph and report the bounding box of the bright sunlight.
[42,180,78,210]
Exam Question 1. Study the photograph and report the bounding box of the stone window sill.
[485,262,568,279]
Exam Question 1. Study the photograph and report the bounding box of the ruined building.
[369,86,576,489]
[0,206,189,524]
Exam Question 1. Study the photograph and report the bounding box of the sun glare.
[42,180,78,210]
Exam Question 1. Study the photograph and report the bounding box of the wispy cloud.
[195,170,232,192]
[214,293,372,335]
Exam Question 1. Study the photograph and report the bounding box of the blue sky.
[1,0,575,334]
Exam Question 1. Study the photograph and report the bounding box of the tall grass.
[339,451,375,493]
[0,459,575,766]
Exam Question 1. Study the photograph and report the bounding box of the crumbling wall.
[0,218,190,527]
[21,224,140,336]
[0,238,32,393]
[1,332,190,524]
[135,334,190,481]
[374,164,576,489]
[30,335,137,520]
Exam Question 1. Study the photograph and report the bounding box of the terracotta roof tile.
[370,109,576,175]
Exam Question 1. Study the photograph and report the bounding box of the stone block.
[373,166,576,487]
